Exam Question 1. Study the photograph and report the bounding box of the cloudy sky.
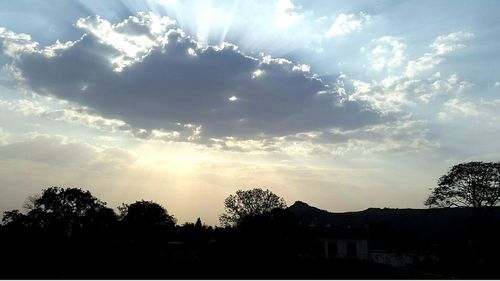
[1,0,499,225]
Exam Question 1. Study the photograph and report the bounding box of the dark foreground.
[1,256,441,279]
[3,189,500,279]
[1,223,498,280]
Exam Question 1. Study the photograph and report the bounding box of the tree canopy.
[119,200,176,228]
[6,187,117,234]
[219,188,287,227]
[425,161,500,208]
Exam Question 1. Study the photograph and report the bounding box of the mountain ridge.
[287,200,500,243]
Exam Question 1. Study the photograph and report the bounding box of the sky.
[0,0,499,225]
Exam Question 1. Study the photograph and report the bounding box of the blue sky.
[0,0,499,225]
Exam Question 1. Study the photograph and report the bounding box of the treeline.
[0,187,368,278]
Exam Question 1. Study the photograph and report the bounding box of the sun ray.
[218,0,239,45]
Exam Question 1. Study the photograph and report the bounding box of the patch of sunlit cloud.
[251,69,265,79]
[325,12,371,38]
[273,0,303,29]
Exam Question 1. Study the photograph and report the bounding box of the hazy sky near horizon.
[0,0,499,225]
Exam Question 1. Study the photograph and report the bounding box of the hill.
[288,201,500,249]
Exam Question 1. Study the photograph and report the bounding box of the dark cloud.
[3,13,385,141]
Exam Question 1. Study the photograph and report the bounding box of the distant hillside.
[288,201,500,249]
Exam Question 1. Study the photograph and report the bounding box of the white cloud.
[325,12,371,38]
[405,31,474,77]
[405,53,444,77]
[350,31,475,114]
[0,96,204,142]
[440,98,480,117]
[430,31,474,55]
[341,119,439,154]
[286,118,439,155]
[0,97,128,133]
[349,72,473,113]
[365,36,407,72]
[0,27,38,58]
[350,78,410,113]
[292,63,311,72]
[251,69,265,78]
[75,12,176,71]
[203,117,438,157]
[438,97,500,124]
[273,0,303,29]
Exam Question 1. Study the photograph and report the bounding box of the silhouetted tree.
[219,188,287,226]
[117,200,177,269]
[11,187,117,235]
[425,161,500,209]
[195,217,203,229]
[0,187,118,276]
[120,200,176,229]
[2,210,28,226]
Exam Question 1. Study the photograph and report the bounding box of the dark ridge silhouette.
[289,200,500,233]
